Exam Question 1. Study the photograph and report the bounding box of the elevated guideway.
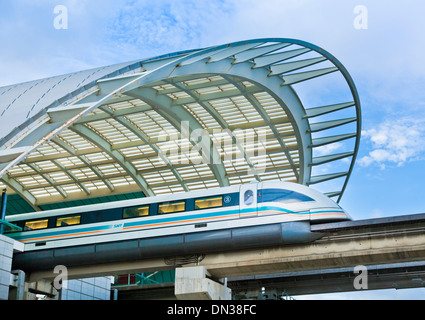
[23,212,425,299]
[112,213,425,299]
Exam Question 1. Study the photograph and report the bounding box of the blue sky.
[1,0,424,299]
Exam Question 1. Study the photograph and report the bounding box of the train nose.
[342,210,353,221]
[309,206,351,223]
[336,203,352,221]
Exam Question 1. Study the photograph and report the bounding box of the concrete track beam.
[200,230,425,279]
[27,224,425,285]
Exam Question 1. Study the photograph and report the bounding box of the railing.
[113,273,161,286]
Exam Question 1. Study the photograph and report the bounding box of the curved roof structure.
[0,38,361,212]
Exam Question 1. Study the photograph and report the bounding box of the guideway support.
[175,266,231,300]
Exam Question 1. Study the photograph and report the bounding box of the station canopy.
[0,38,361,214]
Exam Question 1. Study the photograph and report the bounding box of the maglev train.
[6,181,351,272]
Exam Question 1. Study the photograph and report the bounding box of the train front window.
[195,196,223,210]
[159,201,186,214]
[24,219,48,231]
[123,206,149,219]
[56,215,81,227]
[262,189,314,204]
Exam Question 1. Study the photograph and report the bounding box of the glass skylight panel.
[32,160,58,172]
[59,129,96,151]
[55,156,84,169]
[30,187,60,198]
[119,145,155,160]
[61,184,83,194]
[97,163,126,177]
[85,180,109,191]
[70,167,98,180]
[17,175,48,188]
[84,152,112,164]
[109,176,136,188]
[47,171,71,184]
[8,164,35,176]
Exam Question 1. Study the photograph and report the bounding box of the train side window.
[24,219,49,231]
[262,189,314,204]
[123,206,150,219]
[158,201,186,214]
[195,196,223,210]
[56,215,81,227]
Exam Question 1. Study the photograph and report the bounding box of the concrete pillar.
[9,270,25,300]
[25,280,60,300]
[175,266,231,300]
[0,235,16,300]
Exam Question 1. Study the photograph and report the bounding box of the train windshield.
[261,189,314,204]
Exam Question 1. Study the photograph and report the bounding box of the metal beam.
[253,47,311,68]
[0,175,40,212]
[269,56,327,76]
[310,133,357,148]
[309,118,357,133]
[312,152,354,166]
[207,42,260,63]
[305,102,355,118]
[308,172,348,185]
[281,67,339,86]
[233,42,292,64]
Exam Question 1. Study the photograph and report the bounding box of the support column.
[24,280,59,300]
[0,189,7,235]
[175,266,231,300]
[0,235,14,300]
[9,270,25,300]
[0,234,24,300]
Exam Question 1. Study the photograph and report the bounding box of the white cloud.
[359,118,425,168]
[107,0,235,54]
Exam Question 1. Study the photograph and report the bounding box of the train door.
[239,182,259,218]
